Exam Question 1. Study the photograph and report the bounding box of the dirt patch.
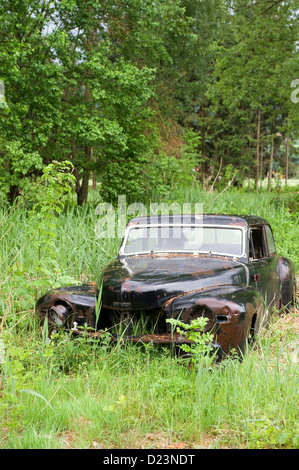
[139,432,190,449]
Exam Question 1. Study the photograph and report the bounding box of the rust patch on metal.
[163,285,235,309]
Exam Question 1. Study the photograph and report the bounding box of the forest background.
[0,0,299,205]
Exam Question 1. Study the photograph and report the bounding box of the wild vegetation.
[0,0,299,204]
[0,176,298,449]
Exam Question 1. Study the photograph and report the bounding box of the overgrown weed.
[0,183,298,448]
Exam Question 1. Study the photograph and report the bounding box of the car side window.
[249,227,266,260]
[265,225,276,255]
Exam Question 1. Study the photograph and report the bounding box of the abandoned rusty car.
[36,214,296,358]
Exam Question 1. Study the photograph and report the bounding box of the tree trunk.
[72,147,91,206]
[268,138,274,190]
[77,168,90,206]
[255,109,261,192]
[248,167,251,192]
[91,147,97,190]
[285,137,289,186]
[200,99,206,187]
[260,148,263,192]
[75,145,92,205]
[8,184,20,204]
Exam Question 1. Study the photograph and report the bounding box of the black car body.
[36,214,296,357]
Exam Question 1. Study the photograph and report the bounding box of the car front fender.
[163,285,266,355]
[35,285,98,330]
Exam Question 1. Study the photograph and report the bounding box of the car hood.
[101,255,249,310]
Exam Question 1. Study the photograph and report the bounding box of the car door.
[248,224,280,312]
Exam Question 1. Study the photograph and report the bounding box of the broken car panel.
[36,214,296,357]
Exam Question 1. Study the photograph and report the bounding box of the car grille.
[96,307,167,336]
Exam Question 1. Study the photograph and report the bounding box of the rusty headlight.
[189,305,215,332]
[49,304,70,326]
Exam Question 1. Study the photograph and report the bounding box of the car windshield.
[122,225,243,257]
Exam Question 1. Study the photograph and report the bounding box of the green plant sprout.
[166,316,215,363]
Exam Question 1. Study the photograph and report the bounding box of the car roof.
[127,214,268,227]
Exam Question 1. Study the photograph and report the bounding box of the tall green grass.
[1,319,298,449]
[0,188,297,278]
[0,187,298,449]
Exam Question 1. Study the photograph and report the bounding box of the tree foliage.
[0,0,298,205]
